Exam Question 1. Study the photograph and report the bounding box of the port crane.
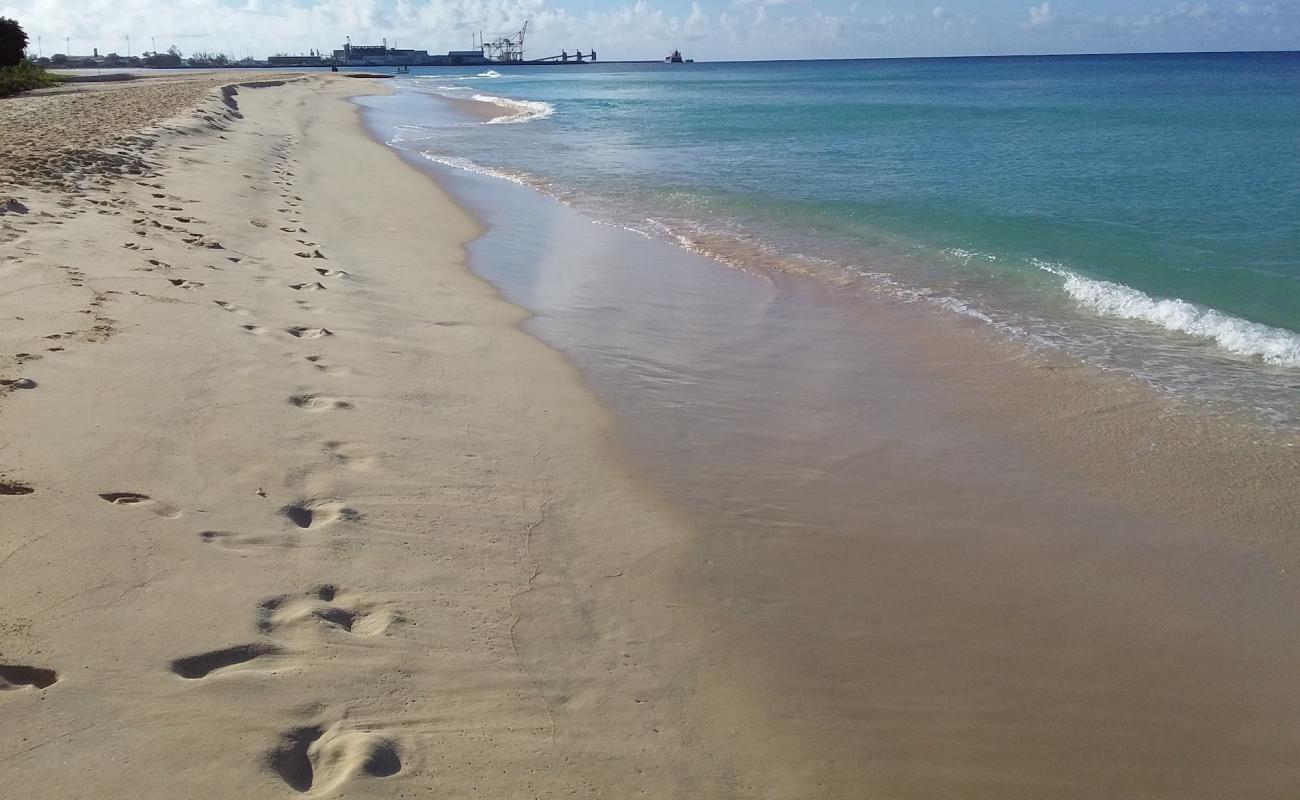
[474,20,599,64]
[481,21,527,63]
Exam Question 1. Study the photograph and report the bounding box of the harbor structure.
[332,38,489,67]
[332,24,607,67]
[268,53,325,67]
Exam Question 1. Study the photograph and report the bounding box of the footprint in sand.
[323,441,376,469]
[289,282,327,292]
[98,492,182,518]
[182,235,223,250]
[306,356,350,377]
[242,324,269,335]
[294,250,326,260]
[0,377,37,390]
[314,268,350,279]
[198,529,280,552]
[168,642,281,679]
[167,278,205,290]
[213,300,249,315]
[266,721,402,795]
[278,499,357,529]
[258,585,399,638]
[0,664,58,690]
[289,394,353,412]
[286,326,333,339]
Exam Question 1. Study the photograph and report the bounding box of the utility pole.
[65,36,69,57]
[151,36,156,55]
[37,35,42,58]
[125,34,131,58]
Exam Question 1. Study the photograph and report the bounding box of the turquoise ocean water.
[383,53,1300,428]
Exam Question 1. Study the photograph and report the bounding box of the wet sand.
[1,71,1297,799]
[375,89,1300,797]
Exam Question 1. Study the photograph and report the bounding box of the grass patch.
[0,60,63,98]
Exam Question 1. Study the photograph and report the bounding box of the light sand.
[0,75,755,796]
[5,72,1298,799]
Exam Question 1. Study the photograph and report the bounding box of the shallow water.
[361,89,1300,797]
[388,53,1300,430]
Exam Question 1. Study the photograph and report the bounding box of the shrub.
[0,60,62,98]
[0,17,27,68]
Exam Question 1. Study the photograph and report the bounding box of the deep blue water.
[379,53,1300,427]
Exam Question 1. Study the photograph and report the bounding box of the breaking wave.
[1039,262,1300,367]
[416,153,537,186]
[471,94,555,124]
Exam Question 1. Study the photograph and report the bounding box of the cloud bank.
[2,0,1297,61]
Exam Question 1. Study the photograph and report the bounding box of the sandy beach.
[3,72,1299,798]
[0,73,734,796]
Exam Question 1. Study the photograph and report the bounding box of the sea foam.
[1040,263,1300,367]
[416,153,535,186]
[471,94,555,124]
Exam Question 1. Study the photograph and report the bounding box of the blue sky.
[3,0,1297,61]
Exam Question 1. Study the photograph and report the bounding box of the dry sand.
[4,72,1298,799]
[0,74,747,797]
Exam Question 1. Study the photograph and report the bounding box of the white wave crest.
[476,70,503,78]
[471,94,555,124]
[417,153,534,186]
[943,247,999,265]
[1041,263,1300,367]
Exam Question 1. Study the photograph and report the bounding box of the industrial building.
[331,39,490,67]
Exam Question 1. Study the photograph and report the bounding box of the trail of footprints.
[4,157,402,791]
[234,150,404,791]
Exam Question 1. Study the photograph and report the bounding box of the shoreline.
[0,74,763,795]
[369,85,1300,795]
[394,66,1300,436]
[1,72,1298,798]
[376,86,1299,560]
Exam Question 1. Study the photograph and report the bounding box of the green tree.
[144,49,182,67]
[0,17,29,68]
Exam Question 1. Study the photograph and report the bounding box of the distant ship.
[665,49,693,63]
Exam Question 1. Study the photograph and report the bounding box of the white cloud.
[1027,1,1052,27]
[3,0,1297,62]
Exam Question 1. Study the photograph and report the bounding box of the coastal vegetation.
[0,17,60,97]
[0,16,26,66]
[0,60,61,97]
